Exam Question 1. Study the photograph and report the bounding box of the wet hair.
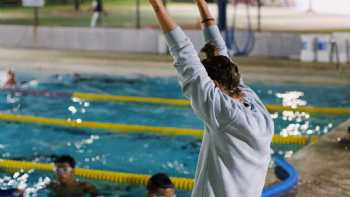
[54,155,76,168]
[201,43,241,97]
[147,173,174,193]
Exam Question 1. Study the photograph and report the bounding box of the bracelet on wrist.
[201,18,215,23]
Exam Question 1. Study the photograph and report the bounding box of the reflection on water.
[161,160,191,175]
[278,112,334,136]
[0,170,50,197]
[0,74,349,196]
[275,90,335,136]
[70,135,100,150]
[276,91,307,108]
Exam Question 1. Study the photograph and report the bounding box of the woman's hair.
[201,43,241,97]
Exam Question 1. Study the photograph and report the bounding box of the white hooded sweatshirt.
[164,25,274,197]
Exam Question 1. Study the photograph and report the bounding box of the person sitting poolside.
[146,173,176,197]
[0,70,17,89]
[47,155,97,197]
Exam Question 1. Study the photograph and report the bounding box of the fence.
[0,0,203,29]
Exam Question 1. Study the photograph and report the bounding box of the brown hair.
[54,155,76,168]
[147,173,174,193]
[201,43,242,97]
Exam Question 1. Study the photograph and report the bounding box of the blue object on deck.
[227,2,256,56]
[227,28,255,56]
[262,156,299,197]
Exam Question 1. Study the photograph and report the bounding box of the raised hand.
[195,0,216,27]
[148,0,177,32]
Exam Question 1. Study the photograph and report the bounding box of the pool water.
[0,73,349,197]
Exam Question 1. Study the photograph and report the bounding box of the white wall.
[294,0,350,15]
[0,26,160,53]
[0,25,302,59]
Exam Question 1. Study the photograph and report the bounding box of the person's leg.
[99,12,104,26]
[90,12,99,27]
[96,12,102,27]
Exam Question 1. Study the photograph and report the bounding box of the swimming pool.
[0,73,349,196]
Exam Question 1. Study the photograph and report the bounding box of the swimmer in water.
[0,188,23,197]
[47,155,97,197]
[146,173,175,197]
[1,70,17,89]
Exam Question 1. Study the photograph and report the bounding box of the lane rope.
[0,159,194,190]
[0,113,318,145]
[0,157,300,196]
[5,89,350,115]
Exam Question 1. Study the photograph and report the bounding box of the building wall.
[294,0,350,15]
[0,25,302,59]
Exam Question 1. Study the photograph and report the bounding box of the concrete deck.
[289,118,350,196]
[0,47,349,85]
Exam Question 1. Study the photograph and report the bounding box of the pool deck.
[0,47,350,196]
[289,118,350,196]
[0,47,349,85]
[265,117,350,196]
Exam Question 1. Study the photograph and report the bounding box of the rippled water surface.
[0,73,349,196]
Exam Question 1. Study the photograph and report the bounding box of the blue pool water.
[0,73,349,196]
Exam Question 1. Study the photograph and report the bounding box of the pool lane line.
[266,104,350,115]
[0,157,299,196]
[0,159,194,190]
[74,92,350,115]
[4,89,350,115]
[73,92,190,106]
[0,113,318,145]
[0,113,203,137]
[72,93,350,115]
[8,88,72,98]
